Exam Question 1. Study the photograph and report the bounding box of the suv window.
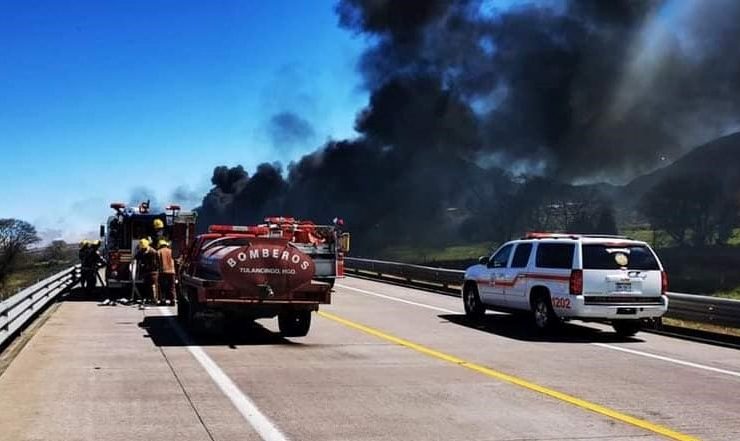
[535,243,574,269]
[582,244,659,270]
[488,244,513,268]
[510,243,532,268]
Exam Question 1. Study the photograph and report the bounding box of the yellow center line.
[318,310,698,441]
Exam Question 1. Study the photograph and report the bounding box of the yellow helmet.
[153,219,164,230]
[158,239,170,248]
[92,239,101,247]
[79,239,89,247]
[139,238,150,249]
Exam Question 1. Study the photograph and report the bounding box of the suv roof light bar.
[522,232,632,240]
[523,232,578,240]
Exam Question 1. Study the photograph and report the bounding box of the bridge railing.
[0,265,81,349]
[345,257,740,328]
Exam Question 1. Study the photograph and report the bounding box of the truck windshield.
[582,244,660,270]
[202,237,251,251]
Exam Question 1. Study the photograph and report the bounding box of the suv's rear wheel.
[612,320,641,337]
[532,293,558,331]
[278,310,312,337]
[463,283,485,319]
[176,294,189,324]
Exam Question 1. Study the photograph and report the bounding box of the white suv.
[462,233,669,336]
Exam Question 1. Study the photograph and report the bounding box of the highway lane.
[337,279,740,375]
[0,278,737,440]
[331,278,740,439]
[0,296,263,441]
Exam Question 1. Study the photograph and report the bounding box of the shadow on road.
[61,286,111,302]
[439,313,644,344]
[138,315,300,348]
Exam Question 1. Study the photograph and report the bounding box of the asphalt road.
[1,277,739,440]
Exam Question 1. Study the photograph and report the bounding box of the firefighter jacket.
[82,249,106,271]
[158,247,176,274]
[136,247,160,273]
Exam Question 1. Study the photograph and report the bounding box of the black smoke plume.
[197,0,740,254]
[170,185,202,209]
[341,0,740,180]
[267,112,316,151]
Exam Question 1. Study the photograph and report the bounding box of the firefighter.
[78,240,90,290]
[135,238,160,305]
[153,218,167,244]
[78,239,90,259]
[157,240,176,305]
[83,240,107,298]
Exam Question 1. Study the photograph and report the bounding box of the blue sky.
[0,0,367,241]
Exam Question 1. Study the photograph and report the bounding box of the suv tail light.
[661,271,668,295]
[336,254,345,277]
[569,270,583,295]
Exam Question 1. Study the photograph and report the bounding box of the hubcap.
[465,290,475,310]
[535,301,548,328]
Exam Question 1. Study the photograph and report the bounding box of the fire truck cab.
[101,201,197,290]
[256,216,350,286]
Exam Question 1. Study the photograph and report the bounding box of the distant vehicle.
[101,201,197,291]
[462,233,669,336]
[177,217,350,336]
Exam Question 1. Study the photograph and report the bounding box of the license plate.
[615,282,631,292]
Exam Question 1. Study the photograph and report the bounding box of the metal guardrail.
[0,265,80,348]
[665,292,740,328]
[346,257,464,291]
[345,258,740,328]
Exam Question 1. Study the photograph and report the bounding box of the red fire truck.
[177,217,350,336]
[101,201,197,291]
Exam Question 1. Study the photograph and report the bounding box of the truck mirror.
[478,256,488,265]
[339,233,351,253]
[100,225,105,238]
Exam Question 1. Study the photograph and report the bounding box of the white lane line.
[592,343,740,379]
[337,283,740,380]
[156,307,289,441]
[336,283,458,314]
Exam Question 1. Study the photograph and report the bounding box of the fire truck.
[177,217,350,336]
[101,201,197,290]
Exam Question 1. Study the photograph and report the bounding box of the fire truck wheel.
[278,310,312,337]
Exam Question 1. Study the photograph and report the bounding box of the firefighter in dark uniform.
[78,240,90,290]
[135,238,160,304]
[83,240,107,297]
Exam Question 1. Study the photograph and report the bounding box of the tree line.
[0,219,41,288]
[639,174,740,247]
[457,172,739,249]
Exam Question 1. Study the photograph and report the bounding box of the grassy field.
[0,248,77,301]
[621,227,740,248]
[663,317,740,338]
[713,287,740,300]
